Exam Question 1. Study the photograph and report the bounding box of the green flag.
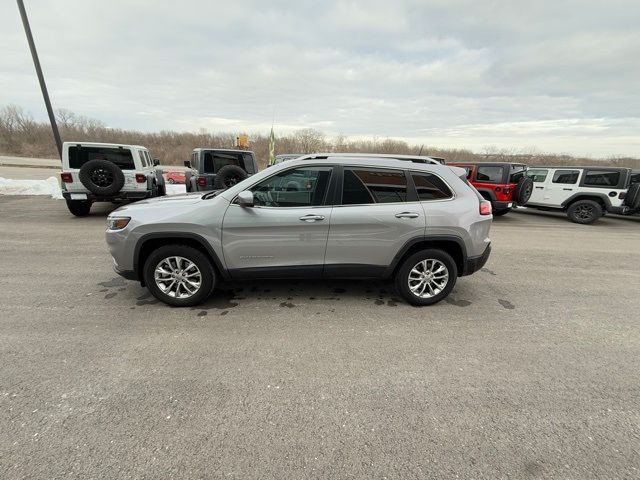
[268,126,276,166]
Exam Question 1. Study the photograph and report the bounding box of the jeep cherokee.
[106,157,492,307]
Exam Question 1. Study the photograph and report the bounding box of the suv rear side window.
[411,172,452,200]
[68,146,135,170]
[476,166,504,183]
[342,169,407,204]
[552,170,579,184]
[583,170,620,187]
[203,152,245,173]
[509,165,526,183]
[250,166,332,207]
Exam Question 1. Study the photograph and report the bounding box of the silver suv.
[106,157,493,307]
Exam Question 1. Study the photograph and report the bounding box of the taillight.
[135,174,146,183]
[60,172,73,183]
[480,201,492,216]
[196,176,206,187]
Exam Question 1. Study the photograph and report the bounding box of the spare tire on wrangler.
[79,159,125,196]
[624,183,640,210]
[213,164,248,189]
[515,176,534,204]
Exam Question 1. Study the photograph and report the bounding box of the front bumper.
[113,263,138,281]
[462,244,491,276]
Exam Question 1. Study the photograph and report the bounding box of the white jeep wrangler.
[524,166,640,223]
[60,142,166,216]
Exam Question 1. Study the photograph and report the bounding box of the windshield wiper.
[202,190,222,200]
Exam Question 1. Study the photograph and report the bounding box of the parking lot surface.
[1,196,639,479]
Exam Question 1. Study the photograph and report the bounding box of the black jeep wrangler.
[185,149,259,192]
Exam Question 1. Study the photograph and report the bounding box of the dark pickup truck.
[185,149,259,192]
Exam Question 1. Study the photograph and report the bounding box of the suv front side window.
[250,166,333,207]
[527,169,548,183]
[552,170,579,184]
[476,166,504,183]
[342,168,407,204]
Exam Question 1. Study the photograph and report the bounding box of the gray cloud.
[1,0,638,157]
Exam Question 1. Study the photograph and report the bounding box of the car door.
[545,169,581,206]
[221,165,335,278]
[525,168,550,204]
[324,166,426,276]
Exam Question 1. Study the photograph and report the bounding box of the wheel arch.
[562,193,611,210]
[134,232,228,285]
[386,236,467,278]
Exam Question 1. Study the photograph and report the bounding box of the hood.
[112,191,204,215]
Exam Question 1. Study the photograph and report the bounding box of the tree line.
[1,104,638,169]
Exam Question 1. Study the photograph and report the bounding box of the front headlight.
[107,217,131,230]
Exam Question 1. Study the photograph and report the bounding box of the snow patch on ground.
[0,176,63,199]
[0,177,187,199]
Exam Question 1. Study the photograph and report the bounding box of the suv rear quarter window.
[342,169,408,204]
[411,172,452,200]
[475,166,504,183]
[68,146,135,170]
[583,170,621,187]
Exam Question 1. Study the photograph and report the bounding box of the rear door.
[221,165,335,277]
[324,167,426,276]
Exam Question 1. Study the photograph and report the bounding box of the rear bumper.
[62,191,152,202]
[608,205,632,215]
[462,244,491,276]
[492,201,514,211]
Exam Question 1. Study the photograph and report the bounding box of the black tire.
[155,172,166,197]
[624,183,640,209]
[515,176,534,204]
[395,249,457,306]
[213,165,248,190]
[143,244,216,307]
[567,199,602,224]
[157,182,166,197]
[78,159,125,196]
[65,199,92,217]
[493,208,511,217]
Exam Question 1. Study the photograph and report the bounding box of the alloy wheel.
[154,256,202,299]
[408,259,449,298]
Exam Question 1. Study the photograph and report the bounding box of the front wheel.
[65,199,92,217]
[143,245,216,307]
[567,200,602,224]
[395,249,457,306]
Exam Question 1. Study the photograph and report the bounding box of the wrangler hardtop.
[524,165,640,223]
[185,148,258,192]
[60,141,166,217]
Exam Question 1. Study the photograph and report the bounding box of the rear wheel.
[143,244,215,307]
[567,199,602,224]
[395,249,457,306]
[65,199,92,217]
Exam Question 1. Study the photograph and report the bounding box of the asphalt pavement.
[1,196,639,479]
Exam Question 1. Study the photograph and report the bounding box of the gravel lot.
[1,196,639,479]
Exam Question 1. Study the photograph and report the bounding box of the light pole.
[16,0,62,160]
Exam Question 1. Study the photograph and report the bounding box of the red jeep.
[450,162,534,216]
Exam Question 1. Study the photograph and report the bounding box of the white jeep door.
[526,168,550,204]
[544,169,581,206]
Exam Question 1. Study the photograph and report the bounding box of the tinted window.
[342,169,407,204]
[243,154,255,173]
[68,146,135,170]
[509,165,526,183]
[476,166,504,183]
[203,152,245,173]
[583,170,620,187]
[527,169,548,183]
[552,170,579,184]
[250,167,332,207]
[412,173,452,200]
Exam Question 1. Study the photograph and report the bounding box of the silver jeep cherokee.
[106,156,492,307]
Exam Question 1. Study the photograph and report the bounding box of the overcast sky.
[2,0,639,157]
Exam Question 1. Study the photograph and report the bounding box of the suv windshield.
[68,146,135,170]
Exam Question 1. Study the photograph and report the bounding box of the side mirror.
[153,158,160,166]
[237,190,254,207]
[184,160,191,168]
